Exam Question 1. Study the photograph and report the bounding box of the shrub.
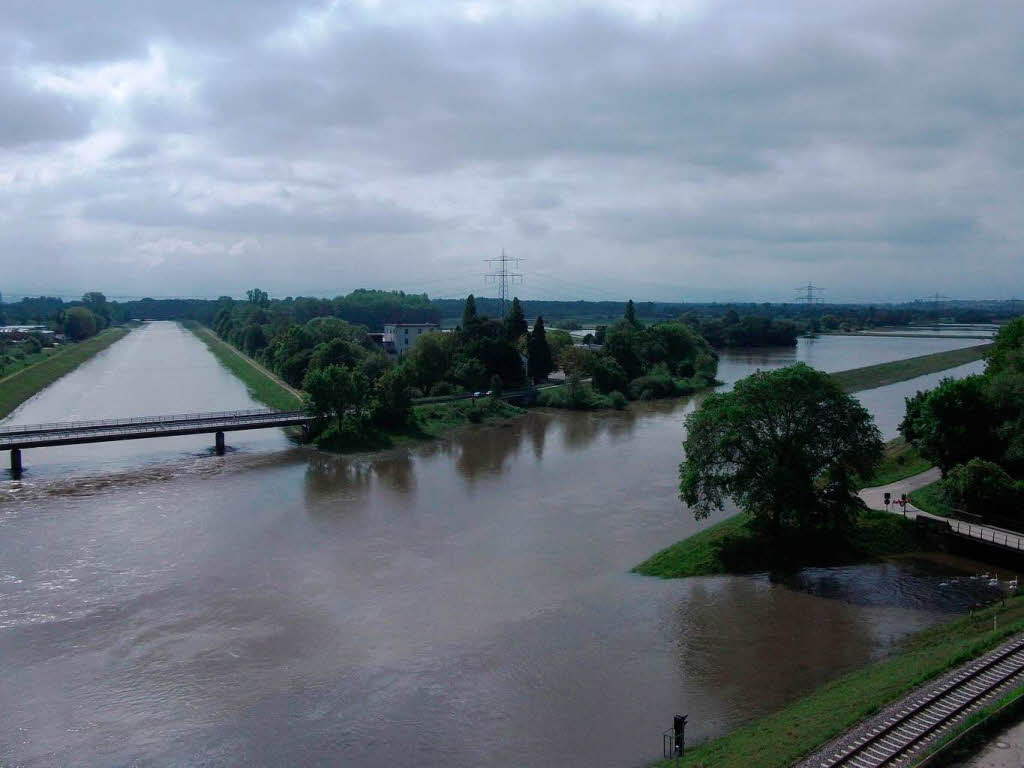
[608,390,627,410]
[628,374,676,401]
[429,381,454,397]
[943,458,1024,520]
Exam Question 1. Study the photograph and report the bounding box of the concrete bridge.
[1,408,312,473]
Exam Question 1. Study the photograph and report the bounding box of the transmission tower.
[919,292,951,311]
[485,249,523,317]
[794,282,825,306]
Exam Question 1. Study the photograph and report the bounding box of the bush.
[608,390,627,410]
[943,458,1024,520]
[429,381,454,397]
[537,382,609,410]
[628,374,677,401]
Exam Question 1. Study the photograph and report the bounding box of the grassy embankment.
[659,597,1024,768]
[829,343,991,392]
[184,322,524,448]
[911,481,954,518]
[0,327,131,419]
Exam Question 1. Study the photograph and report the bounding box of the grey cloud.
[1,0,1022,301]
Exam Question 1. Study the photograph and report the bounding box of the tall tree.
[461,294,478,330]
[505,297,528,341]
[246,288,270,307]
[527,315,554,383]
[624,299,638,327]
[680,363,883,534]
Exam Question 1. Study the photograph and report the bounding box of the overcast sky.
[1,0,1021,303]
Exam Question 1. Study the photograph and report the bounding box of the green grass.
[661,597,1024,768]
[412,397,525,437]
[829,344,991,392]
[633,510,923,578]
[183,322,302,411]
[911,480,955,518]
[0,328,131,419]
[859,437,932,487]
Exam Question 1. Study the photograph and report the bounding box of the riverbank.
[660,599,1024,768]
[829,343,991,392]
[0,327,131,419]
[183,321,303,411]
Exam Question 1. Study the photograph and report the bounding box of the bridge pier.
[215,431,225,455]
[10,448,22,475]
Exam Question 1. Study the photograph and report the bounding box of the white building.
[383,323,438,357]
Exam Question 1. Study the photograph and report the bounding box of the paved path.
[859,469,1024,552]
[953,717,1024,767]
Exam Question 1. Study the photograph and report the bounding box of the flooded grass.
[665,597,1024,768]
[829,344,991,392]
[0,327,130,419]
[633,510,923,578]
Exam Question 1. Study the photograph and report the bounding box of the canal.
[0,323,1000,767]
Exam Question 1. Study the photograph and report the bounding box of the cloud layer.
[2,0,1021,302]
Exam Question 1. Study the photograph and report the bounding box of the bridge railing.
[0,408,306,436]
[948,519,1024,550]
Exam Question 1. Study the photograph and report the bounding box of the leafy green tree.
[546,329,574,363]
[590,355,628,394]
[62,307,98,340]
[453,355,488,390]
[246,288,270,307]
[505,297,528,342]
[303,364,359,422]
[900,375,1002,474]
[309,337,365,371]
[527,315,554,383]
[461,294,479,330]
[407,331,453,388]
[943,458,1024,521]
[680,363,883,534]
[369,363,413,428]
[624,299,638,327]
[602,320,644,379]
[986,316,1024,377]
[82,292,111,328]
[242,323,267,354]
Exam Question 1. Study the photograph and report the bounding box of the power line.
[793,282,825,306]
[484,249,522,317]
[918,292,951,310]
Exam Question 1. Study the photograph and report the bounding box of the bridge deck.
[0,409,311,449]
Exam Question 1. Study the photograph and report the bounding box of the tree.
[624,299,639,327]
[62,307,98,341]
[546,329,574,363]
[505,297,528,342]
[369,363,413,428]
[461,294,479,330]
[900,375,1001,474]
[82,292,110,328]
[986,316,1024,377]
[590,355,628,394]
[943,458,1024,521]
[303,364,359,423]
[680,363,883,535]
[242,323,267,354]
[246,288,270,307]
[527,315,554,383]
[407,331,453,388]
[557,346,593,387]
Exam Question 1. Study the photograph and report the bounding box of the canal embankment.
[0,327,131,419]
[829,344,991,392]
[659,598,1024,768]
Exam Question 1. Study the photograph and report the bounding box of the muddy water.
[0,325,1002,767]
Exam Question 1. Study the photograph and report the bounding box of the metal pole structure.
[485,249,523,318]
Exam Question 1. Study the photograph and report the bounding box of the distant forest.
[2,289,1016,340]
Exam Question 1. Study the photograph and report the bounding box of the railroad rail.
[1,409,312,472]
[817,633,1024,767]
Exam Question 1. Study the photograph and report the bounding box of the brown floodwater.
[0,322,1003,767]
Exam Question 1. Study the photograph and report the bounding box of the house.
[382,323,438,357]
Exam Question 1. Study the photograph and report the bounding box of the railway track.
[818,633,1024,768]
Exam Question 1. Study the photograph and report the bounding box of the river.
[0,322,1002,767]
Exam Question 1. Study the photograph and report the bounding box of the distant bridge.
[1,408,312,473]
